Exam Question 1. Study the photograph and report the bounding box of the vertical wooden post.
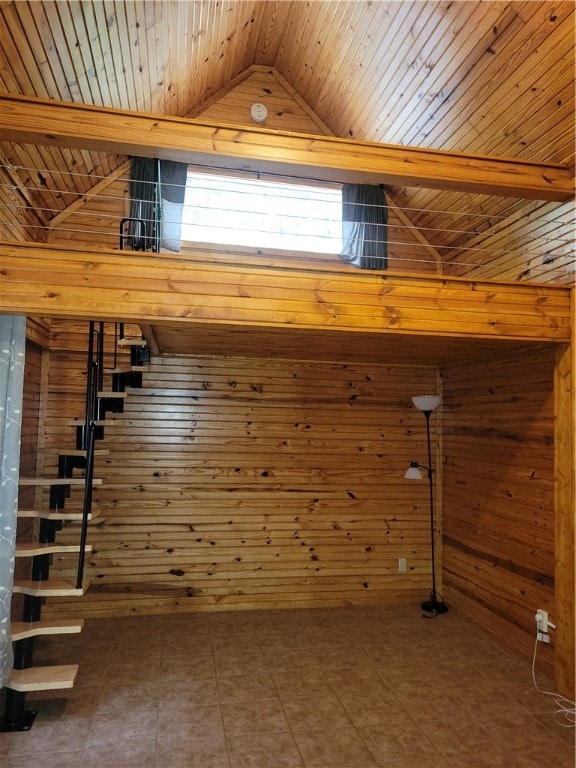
[554,325,575,698]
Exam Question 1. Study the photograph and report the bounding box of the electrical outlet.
[537,631,550,643]
[536,609,549,633]
[398,558,407,573]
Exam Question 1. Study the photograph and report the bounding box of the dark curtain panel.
[128,157,188,252]
[159,160,188,252]
[340,184,388,269]
[128,157,159,251]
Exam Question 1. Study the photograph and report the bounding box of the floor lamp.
[405,394,448,616]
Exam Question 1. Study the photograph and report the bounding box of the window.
[181,171,342,253]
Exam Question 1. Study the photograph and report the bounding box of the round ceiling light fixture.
[250,103,268,123]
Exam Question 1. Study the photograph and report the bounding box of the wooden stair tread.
[15,542,93,557]
[67,418,127,426]
[19,477,103,486]
[98,390,128,398]
[110,365,147,372]
[118,338,146,346]
[18,508,101,522]
[13,579,90,597]
[8,665,79,692]
[11,619,84,641]
[59,449,110,457]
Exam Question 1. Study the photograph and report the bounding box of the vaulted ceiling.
[0,0,574,285]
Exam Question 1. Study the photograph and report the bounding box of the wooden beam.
[0,95,572,202]
[554,335,575,699]
[0,241,571,343]
[387,193,443,274]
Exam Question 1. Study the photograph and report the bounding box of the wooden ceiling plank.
[385,3,519,146]
[320,1,416,137]
[122,0,147,112]
[328,4,415,129]
[47,159,129,230]
[253,0,293,66]
[5,141,72,225]
[236,2,265,79]
[404,3,572,152]
[144,0,163,115]
[56,0,103,107]
[0,3,37,95]
[78,1,113,109]
[0,148,50,228]
[441,199,573,254]
[285,0,340,101]
[92,0,128,111]
[28,1,74,102]
[466,52,575,162]
[0,94,571,201]
[386,193,443,275]
[0,170,44,241]
[422,10,575,157]
[272,0,310,85]
[366,0,487,143]
[2,1,58,99]
[400,4,527,147]
[110,0,138,113]
[289,1,362,121]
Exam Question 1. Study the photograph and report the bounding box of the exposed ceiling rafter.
[0,95,572,202]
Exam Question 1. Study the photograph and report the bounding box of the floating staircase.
[1,322,149,732]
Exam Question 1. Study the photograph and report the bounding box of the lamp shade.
[412,395,441,412]
[404,460,423,480]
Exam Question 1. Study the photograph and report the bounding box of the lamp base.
[421,596,448,616]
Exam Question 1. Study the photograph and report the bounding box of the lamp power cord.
[531,618,575,728]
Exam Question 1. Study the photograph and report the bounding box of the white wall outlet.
[536,608,549,633]
[398,558,407,573]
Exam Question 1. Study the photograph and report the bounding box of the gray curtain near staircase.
[128,157,188,252]
[0,315,26,687]
[340,183,388,269]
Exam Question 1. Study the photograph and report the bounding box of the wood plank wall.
[186,66,332,135]
[47,172,129,251]
[442,346,556,675]
[40,320,439,618]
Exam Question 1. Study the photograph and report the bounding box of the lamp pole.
[421,408,446,614]
[406,395,447,616]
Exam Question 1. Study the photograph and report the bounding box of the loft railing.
[75,321,128,588]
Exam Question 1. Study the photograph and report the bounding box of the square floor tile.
[221,697,289,736]
[227,730,304,768]
[282,694,352,731]
[294,726,377,767]
[358,721,442,763]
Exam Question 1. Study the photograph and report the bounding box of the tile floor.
[1,604,574,767]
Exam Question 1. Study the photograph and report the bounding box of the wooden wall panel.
[442,346,556,675]
[39,320,439,617]
[48,172,129,250]
[188,66,332,135]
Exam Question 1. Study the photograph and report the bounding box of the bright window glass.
[181,172,342,253]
